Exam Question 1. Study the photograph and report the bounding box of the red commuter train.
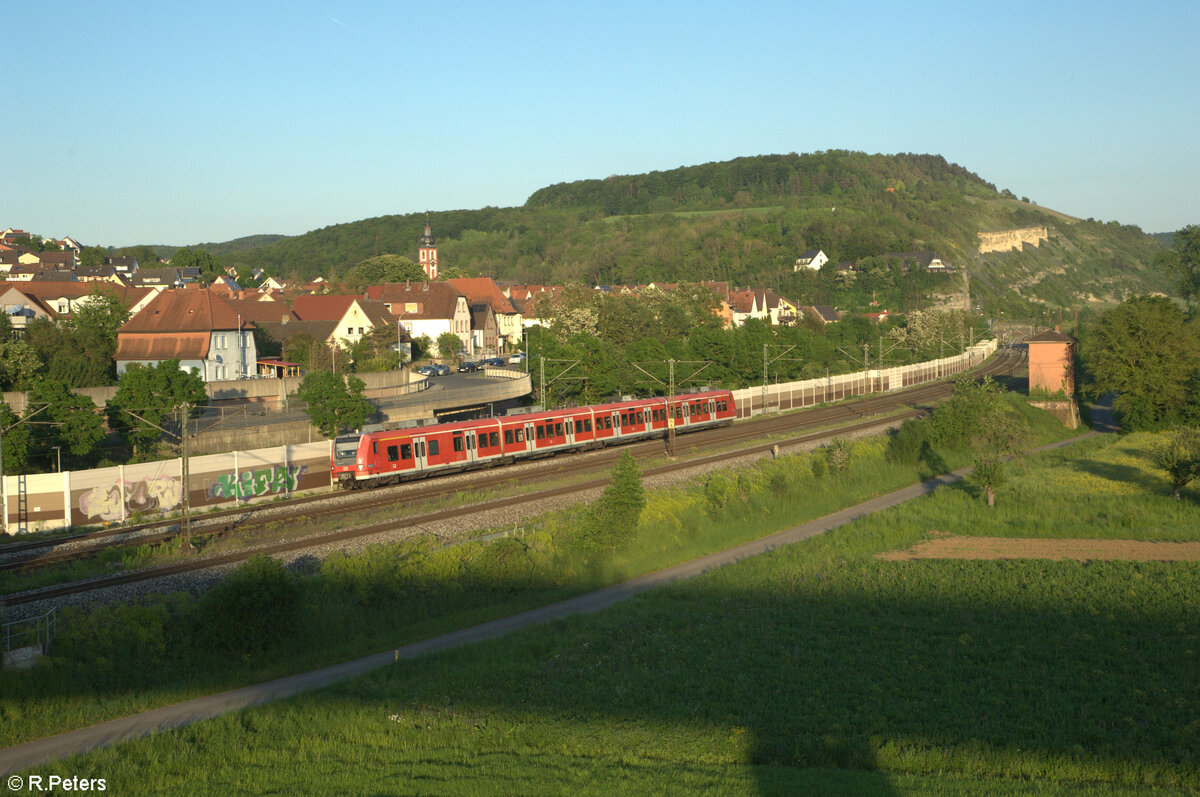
[332,389,736,488]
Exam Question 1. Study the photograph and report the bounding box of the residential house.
[727,289,800,327]
[801,305,842,325]
[107,256,138,275]
[0,280,156,323]
[114,289,256,381]
[76,264,124,283]
[28,250,76,270]
[447,277,523,351]
[793,249,830,271]
[129,267,187,288]
[469,303,499,356]
[368,282,473,355]
[293,294,403,350]
[208,275,241,296]
[0,285,54,331]
[884,252,954,272]
[504,285,561,330]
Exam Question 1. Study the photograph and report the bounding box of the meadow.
[13,421,1200,793]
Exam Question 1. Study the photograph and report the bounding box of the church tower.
[417,216,438,280]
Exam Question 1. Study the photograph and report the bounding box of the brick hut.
[1027,328,1075,395]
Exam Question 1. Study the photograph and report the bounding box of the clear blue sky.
[5,0,1197,247]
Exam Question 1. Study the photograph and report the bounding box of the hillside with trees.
[213,151,1174,316]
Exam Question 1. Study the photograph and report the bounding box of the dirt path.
[879,535,1200,562]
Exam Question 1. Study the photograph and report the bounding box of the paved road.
[0,432,1097,775]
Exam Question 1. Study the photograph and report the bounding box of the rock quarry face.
[977,226,1049,253]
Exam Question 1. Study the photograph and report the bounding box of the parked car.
[434,363,451,376]
[509,352,527,364]
[417,365,438,377]
[456,361,481,373]
[482,357,505,367]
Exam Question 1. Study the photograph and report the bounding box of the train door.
[465,430,478,463]
[412,437,429,472]
[525,422,536,453]
[565,415,577,446]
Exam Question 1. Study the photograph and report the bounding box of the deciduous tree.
[341,255,425,292]
[25,379,104,470]
[1082,296,1200,430]
[106,359,208,458]
[295,371,374,438]
[436,331,462,360]
[1151,427,1200,500]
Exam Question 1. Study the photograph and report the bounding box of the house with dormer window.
[114,289,256,381]
[367,282,473,355]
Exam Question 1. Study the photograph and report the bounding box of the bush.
[575,453,646,553]
[196,555,302,655]
[703,472,741,518]
[886,419,932,466]
[827,438,851,475]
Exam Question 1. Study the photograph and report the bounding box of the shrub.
[578,452,646,552]
[196,555,302,654]
[827,438,851,475]
[703,472,741,518]
[886,419,932,466]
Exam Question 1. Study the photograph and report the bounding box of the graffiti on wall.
[210,464,306,502]
[79,475,183,522]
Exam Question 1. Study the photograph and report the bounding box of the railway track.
[1,350,1023,604]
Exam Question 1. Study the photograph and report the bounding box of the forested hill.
[525,152,999,213]
[216,151,1173,313]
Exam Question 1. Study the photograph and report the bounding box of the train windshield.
[334,435,361,461]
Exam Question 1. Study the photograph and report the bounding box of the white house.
[793,249,829,271]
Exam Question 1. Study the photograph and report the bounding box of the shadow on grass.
[303,561,1198,794]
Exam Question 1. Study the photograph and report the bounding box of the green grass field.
[17,429,1200,794]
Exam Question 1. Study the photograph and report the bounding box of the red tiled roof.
[118,288,252,333]
[221,298,299,325]
[115,332,211,361]
[292,294,358,321]
[376,282,465,320]
[447,278,517,314]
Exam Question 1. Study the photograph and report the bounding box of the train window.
[428,440,439,456]
[516,429,524,442]
[605,416,612,429]
[401,444,412,460]
[536,425,544,440]
[555,423,563,436]
[372,441,378,454]
[453,436,464,452]
[585,419,592,432]
[505,429,514,445]
[387,445,399,462]
[675,406,682,419]
[489,432,499,447]
[478,434,487,449]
